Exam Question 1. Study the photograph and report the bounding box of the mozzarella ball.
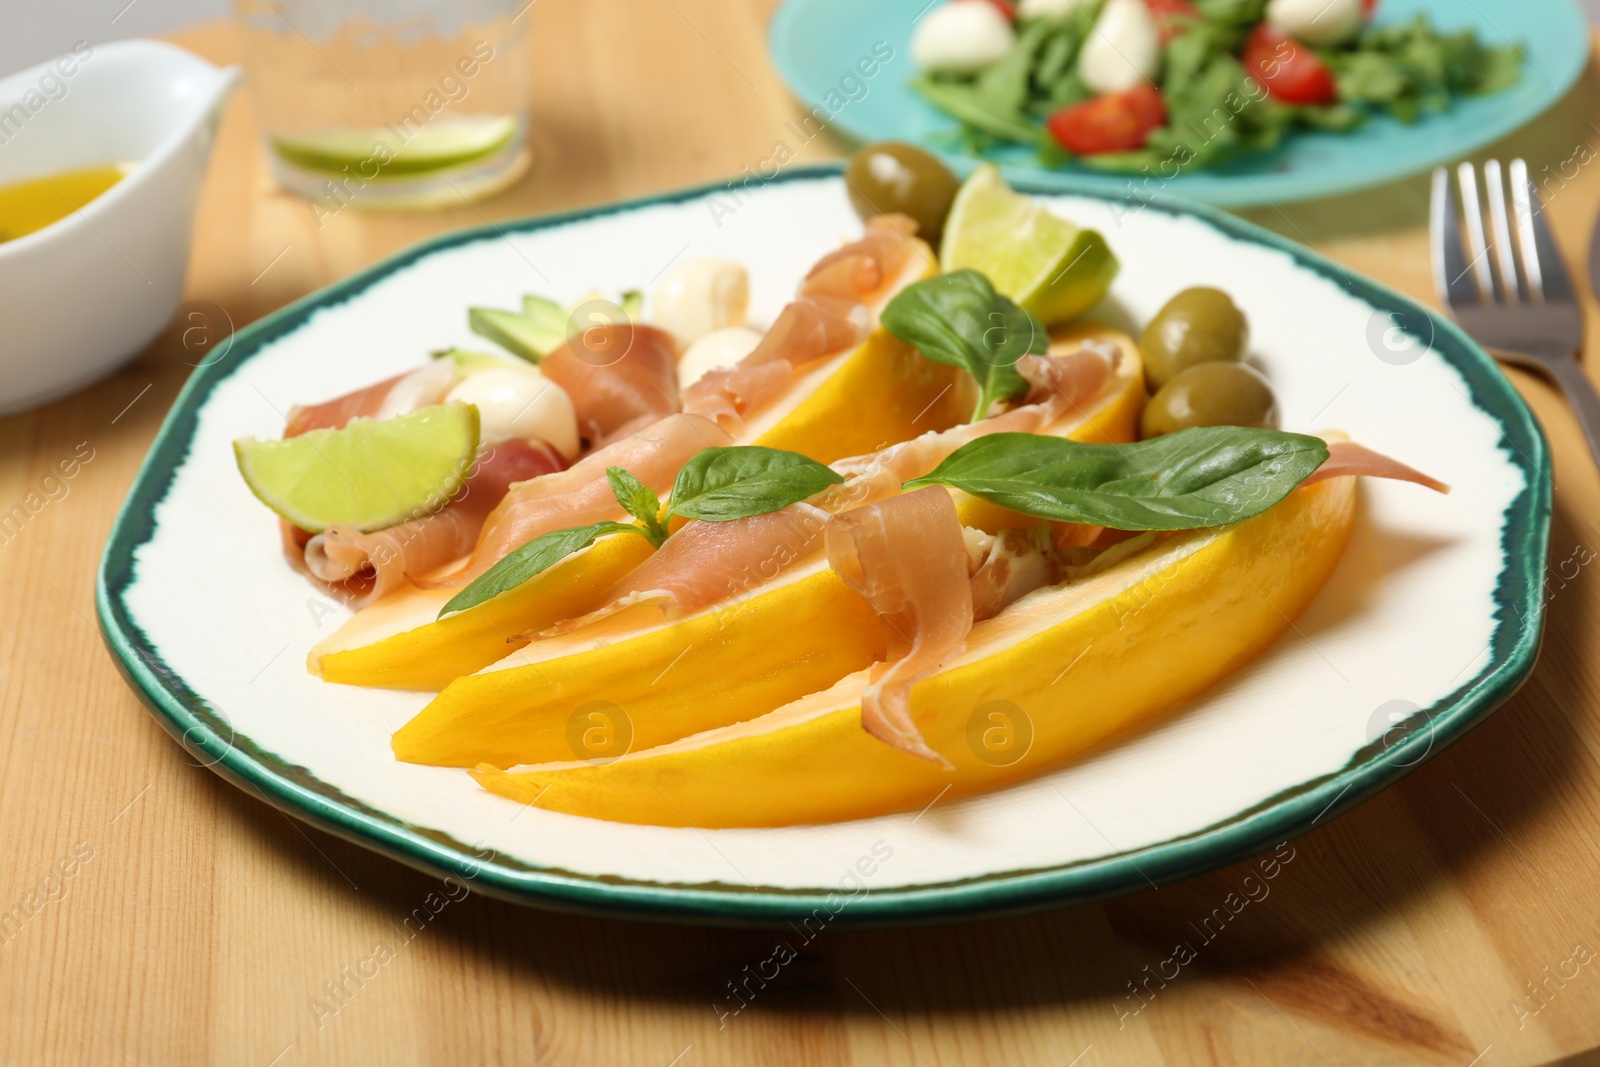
[910,2,1016,75]
[377,359,457,420]
[651,259,749,348]
[1266,0,1363,45]
[676,326,764,390]
[1079,0,1160,94]
[446,365,580,460]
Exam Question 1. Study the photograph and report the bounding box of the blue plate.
[769,0,1590,206]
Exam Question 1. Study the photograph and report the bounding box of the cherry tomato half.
[1046,84,1168,155]
[1144,0,1200,44]
[1241,23,1337,105]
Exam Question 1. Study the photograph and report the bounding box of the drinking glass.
[231,0,531,212]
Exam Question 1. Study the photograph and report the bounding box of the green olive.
[844,142,960,246]
[1139,287,1250,390]
[1140,362,1279,439]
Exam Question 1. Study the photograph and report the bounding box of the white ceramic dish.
[0,40,236,415]
[99,168,1548,924]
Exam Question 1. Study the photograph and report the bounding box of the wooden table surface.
[5,5,1600,1065]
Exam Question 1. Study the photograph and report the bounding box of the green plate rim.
[96,163,1550,927]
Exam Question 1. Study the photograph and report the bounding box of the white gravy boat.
[0,40,238,415]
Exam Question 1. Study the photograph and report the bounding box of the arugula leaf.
[1292,103,1365,132]
[1460,40,1523,96]
[1333,50,1417,106]
[1032,18,1084,96]
[973,18,1052,120]
[909,75,1046,146]
[904,428,1330,530]
[667,446,843,522]
[606,466,667,544]
[881,270,1048,421]
[1192,0,1268,28]
[1328,17,1522,123]
[438,521,646,618]
[1147,42,1293,169]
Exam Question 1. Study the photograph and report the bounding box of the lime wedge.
[939,164,1119,326]
[235,402,480,533]
[271,116,521,178]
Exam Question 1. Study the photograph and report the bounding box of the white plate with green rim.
[98,164,1549,925]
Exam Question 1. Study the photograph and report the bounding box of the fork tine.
[1511,159,1546,301]
[1457,162,1499,301]
[1431,166,1480,308]
[1513,158,1576,305]
[1483,160,1523,302]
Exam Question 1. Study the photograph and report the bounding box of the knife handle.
[1546,356,1600,473]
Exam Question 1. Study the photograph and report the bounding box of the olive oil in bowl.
[0,164,131,244]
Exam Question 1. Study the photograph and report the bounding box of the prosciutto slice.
[535,343,1118,635]
[292,439,564,608]
[541,325,680,448]
[284,360,456,437]
[277,359,540,606]
[1016,345,1118,415]
[445,413,733,584]
[825,486,972,766]
[805,213,918,300]
[822,342,1118,508]
[674,360,794,436]
[534,504,830,637]
[682,215,922,434]
[1305,440,1451,493]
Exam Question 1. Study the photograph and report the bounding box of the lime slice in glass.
[939,163,1119,326]
[271,116,521,178]
[235,402,480,533]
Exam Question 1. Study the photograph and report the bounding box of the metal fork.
[1431,159,1600,470]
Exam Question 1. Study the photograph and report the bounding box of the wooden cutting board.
[2,5,1599,1065]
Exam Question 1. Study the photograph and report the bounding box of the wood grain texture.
[2,5,1599,1065]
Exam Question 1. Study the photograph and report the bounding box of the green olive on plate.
[844,142,960,245]
[1139,287,1249,391]
[1140,362,1279,439]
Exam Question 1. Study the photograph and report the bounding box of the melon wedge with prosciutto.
[471,475,1361,827]
[388,325,1144,767]
[310,220,966,690]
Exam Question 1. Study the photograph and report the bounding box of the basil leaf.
[438,521,645,619]
[667,446,844,522]
[904,428,1330,530]
[991,293,1046,383]
[606,466,666,543]
[881,270,1047,421]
